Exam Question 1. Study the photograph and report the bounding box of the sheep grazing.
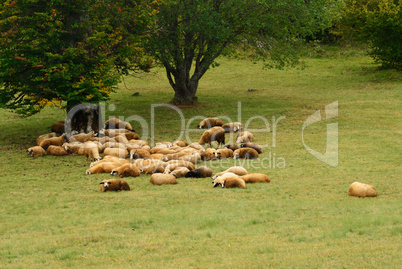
[105,118,135,132]
[212,174,246,189]
[36,132,57,146]
[348,182,377,197]
[225,144,240,151]
[99,178,130,192]
[78,141,101,162]
[233,148,259,159]
[214,148,234,159]
[236,131,254,143]
[241,173,270,183]
[240,143,263,154]
[197,117,224,129]
[199,127,226,148]
[39,134,69,150]
[111,163,140,178]
[170,167,190,178]
[27,146,46,157]
[103,147,129,158]
[222,122,243,133]
[46,145,68,156]
[202,148,217,161]
[150,173,178,185]
[212,166,248,179]
[51,122,65,134]
[185,166,213,178]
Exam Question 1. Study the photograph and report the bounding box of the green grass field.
[0,47,401,268]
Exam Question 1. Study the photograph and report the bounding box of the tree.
[144,0,337,105]
[0,0,153,131]
[337,0,401,69]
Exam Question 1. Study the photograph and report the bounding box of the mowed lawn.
[0,49,401,268]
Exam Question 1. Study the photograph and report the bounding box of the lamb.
[39,134,69,150]
[78,141,101,162]
[103,147,129,158]
[233,148,259,159]
[104,118,135,132]
[197,118,224,129]
[212,166,248,179]
[111,163,140,178]
[46,145,68,156]
[212,174,246,189]
[225,144,240,151]
[27,146,46,157]
[240,143,263,154]
[236,131,254,143]
[185,166,213,178]
[348,182,377,197]
[222,122,243,133]
[130,148,151,160]
[150,173,178,185]
[36,132,57,146]
[199,127,226,148]
[214,148,234,159]
[202,148,217,161]
[99,178,130,192]
[170,167,190,178]
[241,173,270,183]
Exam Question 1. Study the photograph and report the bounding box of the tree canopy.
[144,0,338,104]
[0,0,154,115]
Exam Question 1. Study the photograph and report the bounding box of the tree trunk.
[65,101,101,135]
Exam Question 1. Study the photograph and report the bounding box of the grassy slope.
[0,49,401,268]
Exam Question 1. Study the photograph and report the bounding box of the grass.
[0,47,401,268]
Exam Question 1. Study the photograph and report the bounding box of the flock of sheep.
[27,117,377,197]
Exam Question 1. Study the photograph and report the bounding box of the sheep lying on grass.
[236,131,254,143]
[212,166,248,179]
[225,144,240,151]
[27,146,46,157]
[150,173,178,185]
[241,173,270,183]
[185,166,213,178]
[348,182,377,197]
[78,142,101,162]
[36,132,57,146]
[214,148,234,159]
[170,167,190,178]
[111,163,140,178]
[46,145,68,156]
[39,134,68,150]
[240,143,263,154]
[104,118,135,132]
[233,148,259,159]
[99,178,130,192]
[213,174,246,189]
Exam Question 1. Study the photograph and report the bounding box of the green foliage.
[144,0,338,103]
[337,0,402,69]
[0,0,153,115]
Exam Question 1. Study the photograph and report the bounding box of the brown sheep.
[63,142,83,154]
[170,167,190,178]
[51,122,65,134]
[111,163,140,178]
[236,131,254,143]
[130,148,151,160]
[141,163,166,175]
[202,148,217,161]
[104,118,135,132]
[103,142,126,149]
[27,146,46,157]
[197,118,224,129]
[348,182,377,197]
[185,166,213,178]
[241,173,270,183]
[199,127,226,148]
[125,132,140,140]
[222,122,243,133]
[69,131,95,143]
[149,147,175,155]
[178,152,202,164]
[240,143,263,154]
[99,178,130,192]
[214,148,234,159]
[114,134,130,145]
[225,144,240,151]
[103,148,129,158]
[78,141,101,162]
[86,161,127,174]
[163,160,195,174]
[188,142,205,151]
[46,145,68,156]
[36,132,57,146]
[173,141,188,147]
[150,173,178,185]
[212,166,248,179]
[233,148,259,159]
[213,175,246,189]
[39,134,68,150]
